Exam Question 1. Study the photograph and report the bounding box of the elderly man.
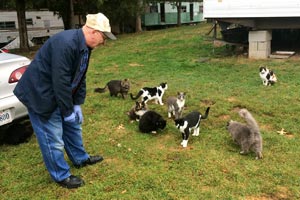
[14,13,116,189]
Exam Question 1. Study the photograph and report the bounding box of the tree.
[16,0,29,50]
[101,0,148,33]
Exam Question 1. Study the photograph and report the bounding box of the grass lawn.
[1,23,300,199]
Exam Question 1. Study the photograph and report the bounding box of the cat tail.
[239,109,260,134]
[94,85,107,93]
[201,107,210,119]
[130,90,143,100]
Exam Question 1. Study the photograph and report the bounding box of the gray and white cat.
[127,101,148,122]
[94,79,130,99]
[130,82,168,105]
[167,92,186,119]
[226,108,263,159]
[174,107,210,148]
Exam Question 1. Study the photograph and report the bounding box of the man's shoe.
[74,155,104,168]
[57,175,84,189]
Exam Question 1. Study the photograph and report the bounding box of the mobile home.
[142,2,204,28]
[0,10,64,48]
[204,0,300,58]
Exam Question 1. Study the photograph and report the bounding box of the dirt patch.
[200,99,216,105]
[128,63,144,67]
[246,186,291,200]
[218,114,231,121]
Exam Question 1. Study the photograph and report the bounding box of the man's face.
[89,30,107,48]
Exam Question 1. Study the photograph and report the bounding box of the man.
[14,13,116,189]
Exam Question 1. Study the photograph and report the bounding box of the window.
[0,21,16,29]
[181,6,187,12]
[26,18,33,25]
[150,4,158,13]
[199,5,203,13]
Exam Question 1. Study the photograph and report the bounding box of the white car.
[0,51,30,128]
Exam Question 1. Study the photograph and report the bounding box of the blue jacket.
[14,29,91,119]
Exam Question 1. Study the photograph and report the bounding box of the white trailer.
[204,0,300,19]
[0,10,64,47]
[203,0,300,58]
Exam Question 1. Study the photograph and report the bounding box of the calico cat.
[94,79,130,99]
[130,82,168,105]
[138,110,167,133]
[226,108,263,159]
[259,66,277,86]
[127,101,148,121]
[174,107,210,148]
[167,92,186,119]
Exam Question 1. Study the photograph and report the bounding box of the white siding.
[204,0,300,18]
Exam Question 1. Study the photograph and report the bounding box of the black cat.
[138,110,167,133]
[94,79,130,99]
[1,121,33,145]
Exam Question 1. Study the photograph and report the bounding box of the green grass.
[1,23,300,199]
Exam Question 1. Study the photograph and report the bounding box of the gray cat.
[226,108,263,159]
[167,92,186,119]
[94,79,130,99]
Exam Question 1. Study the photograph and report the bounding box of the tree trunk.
[177,2,182,27]
[135,15,142,32]
[135,0,143,32]
[16,0,29,50]
[69,0,76,29]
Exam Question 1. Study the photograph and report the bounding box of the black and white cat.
[127,101,148,122]
[139,110,167,134]
[130,82,168,105]
[167,92,186,119]
[94,79,130,99]
[259,66,277,86]
[174,107,210,148]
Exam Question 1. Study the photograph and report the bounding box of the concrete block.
[249,42,258,50]
[257,41,271,51]
[249,30,272,42]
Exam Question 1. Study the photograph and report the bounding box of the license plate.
[0,109,12,126]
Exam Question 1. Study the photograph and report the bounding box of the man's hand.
[74,105,83,123]
[64,112,76,123]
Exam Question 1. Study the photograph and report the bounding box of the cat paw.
[181,140,188,147]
